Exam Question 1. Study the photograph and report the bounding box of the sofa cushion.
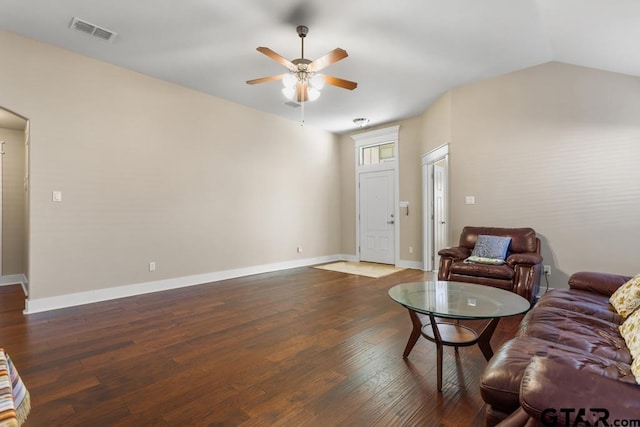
[535,288,624,324]
[518,306,632,363]
[610,273,640,317]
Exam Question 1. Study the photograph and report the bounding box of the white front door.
[359,169,395,264]
[433,163,448,262]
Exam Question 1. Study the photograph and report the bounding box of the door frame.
[0,107,30,298]
[352,126,400,265]
[422,143,449,271]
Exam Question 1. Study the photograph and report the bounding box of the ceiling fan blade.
[309,48,348,71]
[246,74,286,85]
[323,75,358,90]
[256,47,295,69]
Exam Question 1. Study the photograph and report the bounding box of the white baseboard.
[397,260,424,270]
[1,274,28,296]
[24,254,347,314]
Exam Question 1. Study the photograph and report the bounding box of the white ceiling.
[1,0,639,134]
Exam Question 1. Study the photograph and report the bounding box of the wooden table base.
[402,309,500,391]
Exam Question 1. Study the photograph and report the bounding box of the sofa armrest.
[437,246,471,260]
[506,253,542,267]
[519,356,640,426]
[568,271,633,297]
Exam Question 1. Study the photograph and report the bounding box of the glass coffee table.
[388,281,530,391]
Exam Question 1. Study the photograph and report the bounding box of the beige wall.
[429,62,640,287]
[0,30,341,300]
[421,90,452,154]
[1,128,26,276]
[340,62,640,287]
[339,133,356,255]
[397,116,424,263]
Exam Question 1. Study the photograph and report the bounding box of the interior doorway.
[422,144,449,271]
[0,107,29,300]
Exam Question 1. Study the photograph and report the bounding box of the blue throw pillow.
[470,235,511,260]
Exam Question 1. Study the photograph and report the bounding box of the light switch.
[52,191,62,202]
[465,196,475,205]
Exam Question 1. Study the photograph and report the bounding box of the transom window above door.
[360,142,395,166]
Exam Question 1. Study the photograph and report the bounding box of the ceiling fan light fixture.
[308,87,321,101]
[283,73,297,88]
[310,74,325,90]
[282,86,296,100]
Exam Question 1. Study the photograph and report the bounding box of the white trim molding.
[397,259,424,270]
[24,255,349,314]
[421,143,450,271]
[351,125,400,147]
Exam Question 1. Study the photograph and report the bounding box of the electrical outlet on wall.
[543,265,551,276]
[297,246,303,253]
[149,261,156,272]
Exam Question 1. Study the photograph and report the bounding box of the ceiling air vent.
[69,17,117,42]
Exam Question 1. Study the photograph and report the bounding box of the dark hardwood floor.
[0,267,522,426]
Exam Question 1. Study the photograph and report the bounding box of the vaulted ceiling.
[1,0,639,133]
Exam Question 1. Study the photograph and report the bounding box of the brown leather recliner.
[437,226,543,303]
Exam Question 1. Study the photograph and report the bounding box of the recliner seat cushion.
[449,261,514,280]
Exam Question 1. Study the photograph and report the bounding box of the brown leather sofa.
[438,226,543,303]
[480,271,639,427]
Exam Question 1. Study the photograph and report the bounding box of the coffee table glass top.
[388,281,530,319]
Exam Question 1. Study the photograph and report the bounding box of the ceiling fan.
[246,25,357,103]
